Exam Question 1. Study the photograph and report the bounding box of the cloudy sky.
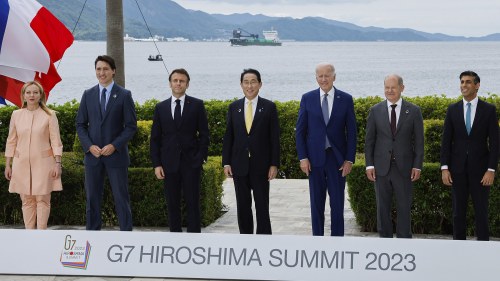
[173,0,499,37]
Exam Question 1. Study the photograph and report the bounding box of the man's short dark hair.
[460,70,480,84]
[95,55,116,70]
[169,68,190,82]
[240,68,261,83]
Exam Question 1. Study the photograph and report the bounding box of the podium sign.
[1,229,498,280]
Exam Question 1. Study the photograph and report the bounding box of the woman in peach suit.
[4,81,63,230]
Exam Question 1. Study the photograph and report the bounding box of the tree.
[106,0,125,86]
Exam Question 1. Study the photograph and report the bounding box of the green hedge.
[2,95,500,233]
[0,154,224,227]
[0,106,15,154]
[347,162,500,236]
[49,101,81,154]
[1,94,499,179]
[423,119,444,163]
[205,99,235,156]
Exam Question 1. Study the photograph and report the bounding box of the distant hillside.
[38,0,229,40]
[38,0,498,41]
[211,13,278,25]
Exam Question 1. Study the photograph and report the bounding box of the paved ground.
[204,178,363,236]
[0,178,449,280]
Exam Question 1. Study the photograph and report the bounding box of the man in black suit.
[150,68,209,233]
[222,68,280,234]
[440,70,499,241]
[76,55,137,231]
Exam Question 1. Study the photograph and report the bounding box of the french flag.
[0,0,73,107]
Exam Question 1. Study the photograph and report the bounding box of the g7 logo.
[64,235,76,250]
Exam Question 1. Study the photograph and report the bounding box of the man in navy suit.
[76,55,137,231]
[150,68,209,233]
[441,70,499,241]
[296,63,357,236]
[222,68,280,234]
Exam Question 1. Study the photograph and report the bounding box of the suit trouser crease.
[233,174,272,234]
[308,149,345,236]
[451,165,490,241]
[375,162,413,238]
[164,154,201,233]
[85,161,133,231]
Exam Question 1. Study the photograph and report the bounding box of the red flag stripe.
[30,7,73,63]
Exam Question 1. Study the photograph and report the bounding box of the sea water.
[50,41,500,104]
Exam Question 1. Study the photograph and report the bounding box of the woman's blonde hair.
[20,81,52,115]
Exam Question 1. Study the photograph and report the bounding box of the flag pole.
[106,0,125,87]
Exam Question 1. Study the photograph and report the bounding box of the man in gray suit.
[364,74,424,238]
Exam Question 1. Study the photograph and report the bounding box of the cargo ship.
[230,28,282,46]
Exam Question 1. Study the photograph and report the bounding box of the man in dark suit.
[222,68,280,234]
[296,63,357,236]
[440,70,499,241]
[365,74,424,238]
[150,68,209,233]
[76,55,137,231]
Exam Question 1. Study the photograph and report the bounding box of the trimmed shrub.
[129,120,153,168]
[205,99,234,156]
[48,101,80,152]
[276,100,302,179]
[135,98,158,121]
[347,161,500,236]
[406,95,458,120]
[354,96,383,154]
[0,106,15,153]
[423,119,444,163]
[0,155,224,227]
[2,95,500,179]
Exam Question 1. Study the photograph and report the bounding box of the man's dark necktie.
[174,99,181,128]
[100,88,107,116]
[390,104,397,136]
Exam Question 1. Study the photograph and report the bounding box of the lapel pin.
[113,94,117,98]
[238,109,241,112]
[336,96,340,98]
[405,110,409,114]
[259,108,263,112]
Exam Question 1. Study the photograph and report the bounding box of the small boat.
[148,54,163,61]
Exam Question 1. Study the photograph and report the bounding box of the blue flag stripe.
[0,0,9,52]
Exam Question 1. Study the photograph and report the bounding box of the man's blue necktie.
[322,93,331,148]
[465,102,471,135]
[100,88,107,116]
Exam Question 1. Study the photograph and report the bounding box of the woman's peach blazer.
[5,108,63,195]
